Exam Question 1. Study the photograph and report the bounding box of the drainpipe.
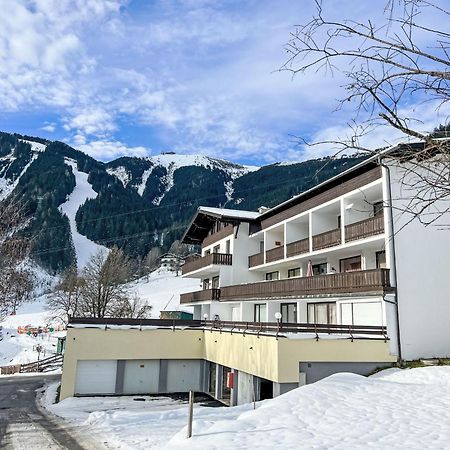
[379,157,403,365]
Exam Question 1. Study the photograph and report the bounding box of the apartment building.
[60,144,449,405]
[181,145,450,362]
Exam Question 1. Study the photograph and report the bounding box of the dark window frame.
[287,267,301,278]
[265,271,279,281]
[339,255,362,273]
[307,302,337,324]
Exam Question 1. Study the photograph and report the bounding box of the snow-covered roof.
[198,206,260,220]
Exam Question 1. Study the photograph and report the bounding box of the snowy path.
[0,374,101,449]
[60,159,108,268]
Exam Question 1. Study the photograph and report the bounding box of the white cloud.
[75,140,149,160]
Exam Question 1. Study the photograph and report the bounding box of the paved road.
[0,374,103,449]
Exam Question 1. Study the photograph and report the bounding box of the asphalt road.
[0,374,104,449]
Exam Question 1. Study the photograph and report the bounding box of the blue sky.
[0,0,447,165]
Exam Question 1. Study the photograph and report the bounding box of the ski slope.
[59,159,108,268]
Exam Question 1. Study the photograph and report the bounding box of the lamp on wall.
[345,203,354,210]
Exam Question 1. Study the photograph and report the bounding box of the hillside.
[0,131,365,273]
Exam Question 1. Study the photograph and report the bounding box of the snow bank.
[44,367,450,449]
[168,367,450,450]
[59,159,108,268]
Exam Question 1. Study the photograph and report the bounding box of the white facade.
[181,154,450,361]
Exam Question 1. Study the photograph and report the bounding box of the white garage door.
[123,360,160,394]
[75,360,117,395]
[166,360,201,392]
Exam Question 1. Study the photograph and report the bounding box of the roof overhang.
[182,207,258,244]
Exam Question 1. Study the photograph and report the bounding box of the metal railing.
[67,318,388,340]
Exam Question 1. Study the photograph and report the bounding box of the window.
[281,303,297,323]
[373,201,384,217]
[376,251,386,269]
[340,256,362,273]
[312,262,327,276]
[254,304,267,322]
[288,268,301,278]
[212,276,220,289]
[225,240,231,254]
[259,241,264,253]
[265,271,279,281]
[203,278,210,290]
[204,250,211,256]
[307,302,337,324]
[340,302,382,326]
[337,215,341,228]
[213,245,220,254]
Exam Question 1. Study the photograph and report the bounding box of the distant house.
[158,253,185,273]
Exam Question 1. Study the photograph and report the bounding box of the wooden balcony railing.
[180,288,221,304]
[220,269,392,301]
[248,251,264,268]
[312,228,341,251]
[182,253,232,275]
[266,246,284,263]
[345,214,384,242]
[286,237,309,258]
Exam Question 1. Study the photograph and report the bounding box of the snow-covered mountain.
[0,131,365,273]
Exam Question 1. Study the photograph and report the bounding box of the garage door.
[75,360,117,395]
[166,360,201,392]
[123,360,160,394]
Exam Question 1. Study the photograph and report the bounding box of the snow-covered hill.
[0,267,197,367]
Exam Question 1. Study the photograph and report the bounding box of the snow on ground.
[60,159,108,268]
[106,166,131,188]
[0,295,63,366]
[45,390,250,449]
[128,267,199,316]
[44,367,450,449]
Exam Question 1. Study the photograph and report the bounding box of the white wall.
[388,160,450,359]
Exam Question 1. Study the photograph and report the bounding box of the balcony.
[312,228,341,251]
[345,214,384,242]
[266,246,284,263]
[182,253,232,275]
[248,251,264,268]
[220,269,392,301]
[286,237,309,258]
[180,288,220,304]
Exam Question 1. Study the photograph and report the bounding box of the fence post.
[187,390,194,438]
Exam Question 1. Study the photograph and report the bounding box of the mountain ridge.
[0,131,366,273]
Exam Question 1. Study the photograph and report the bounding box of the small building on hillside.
[158,253,185,273]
